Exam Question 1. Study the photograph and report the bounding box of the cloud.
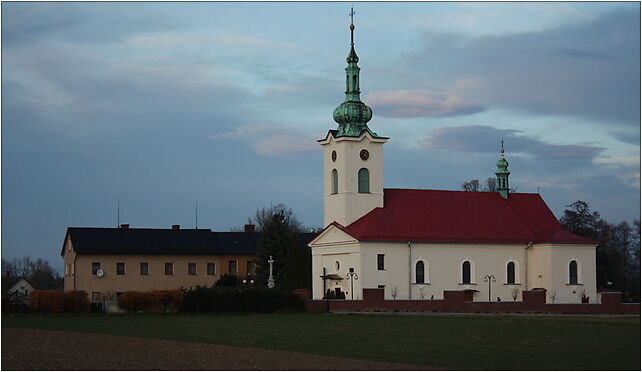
[424,125,605,160]
[365,90,486,118]
[407,9,640,125]
[210,125,319,156]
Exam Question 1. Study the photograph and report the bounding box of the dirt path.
[2,328,438,370]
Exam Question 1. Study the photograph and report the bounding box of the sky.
[2,2,640,272]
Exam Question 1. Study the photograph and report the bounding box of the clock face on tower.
[360,149,369,161]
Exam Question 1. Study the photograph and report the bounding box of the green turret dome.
[496,156,509,171]
[332,20,381,138]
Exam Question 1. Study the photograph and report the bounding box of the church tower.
[495,141,510,199]
[319,10,388,227]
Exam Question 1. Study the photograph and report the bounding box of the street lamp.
[484,274,496,302]
[346,268,358,300]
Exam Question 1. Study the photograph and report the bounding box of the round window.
[335,261,340,271]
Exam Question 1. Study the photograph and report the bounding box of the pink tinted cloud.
[209,124,318,156]
[366,90,485,118]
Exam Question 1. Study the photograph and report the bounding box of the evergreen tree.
[253,204,301,290]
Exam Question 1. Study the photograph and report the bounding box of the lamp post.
[267,256,275,289]
[346,268,358,300]
[484,274,496,302]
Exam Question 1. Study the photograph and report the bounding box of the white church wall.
[360,242,531,301]
[524,244,597,303]
[549,244,597,304]
[321,133,386,227]
[311,243,362,299]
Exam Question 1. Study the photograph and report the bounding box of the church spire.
[332,7,379,138]
[495,139,510,199]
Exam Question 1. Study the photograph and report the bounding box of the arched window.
[352,75,357,90]
[507,262,516,284]
[569,260,578,284]
[462,261,471,284]
[331,169,338,194]
[358,168,369,193]
[415,261,425,284]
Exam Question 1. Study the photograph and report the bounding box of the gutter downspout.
[408,241,412,300]
[524,241,532,292]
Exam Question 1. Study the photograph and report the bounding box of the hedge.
[182,286,304,313]
[117,290,183,313]
[29,290,90,313]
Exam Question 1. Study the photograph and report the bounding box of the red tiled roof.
[343,189,595,245]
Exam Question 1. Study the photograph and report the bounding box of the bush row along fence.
[26,290,90,313]
[182,286,304,313]
[117,290,183,313]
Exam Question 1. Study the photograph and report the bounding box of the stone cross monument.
[267,255,275,289]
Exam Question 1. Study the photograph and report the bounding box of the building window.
[165,263,173,275]
[91,292,101,301]
[358,168,370,193]
[415,261,425,284]
[377,254,385,270]
[207,263,216,275]
[188,263,197,276]
[116,262,125,275]
[462,261,471,284]
[377,285,385,289]
[92,262,101,275]
[507,262,516,284]
[569,260,578,284]
[229,260,237,276]
[335,261,340,271]
[331,169,338,194]
[247,261,255,276]
[140,263,149,275]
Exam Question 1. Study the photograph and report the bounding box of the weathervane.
[349,6,356,45]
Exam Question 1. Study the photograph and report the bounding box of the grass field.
[3,313,640,370]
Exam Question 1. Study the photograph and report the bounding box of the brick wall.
[295,288,640,315]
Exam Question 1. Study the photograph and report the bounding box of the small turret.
[496,140,510,199]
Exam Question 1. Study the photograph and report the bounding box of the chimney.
[120,224,130,229]
[172,224,180,230]
[244,224,255,233]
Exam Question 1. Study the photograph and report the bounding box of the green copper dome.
[496,156,509,172]
[332,21,381,138]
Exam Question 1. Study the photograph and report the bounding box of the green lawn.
[3,313,640,370]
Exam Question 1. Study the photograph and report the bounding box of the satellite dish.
[96,269,104,278]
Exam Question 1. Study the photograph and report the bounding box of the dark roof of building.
[339,189,595,245]
[62,228,317,256]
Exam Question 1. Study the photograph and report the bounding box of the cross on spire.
[349,6,355,25]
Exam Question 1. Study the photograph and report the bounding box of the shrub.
[215,274,239,287]
[117,290,183,313]
[182,286,303,313]
[29,290,65,313]
[63,290,90,313]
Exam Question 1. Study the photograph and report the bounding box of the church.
[308,19,598,304]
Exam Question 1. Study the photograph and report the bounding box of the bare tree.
[391,287,399,300]
[511,288,519,302]
[461,179,480,192]
[484,178,497,192]
[419,286,426,300]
